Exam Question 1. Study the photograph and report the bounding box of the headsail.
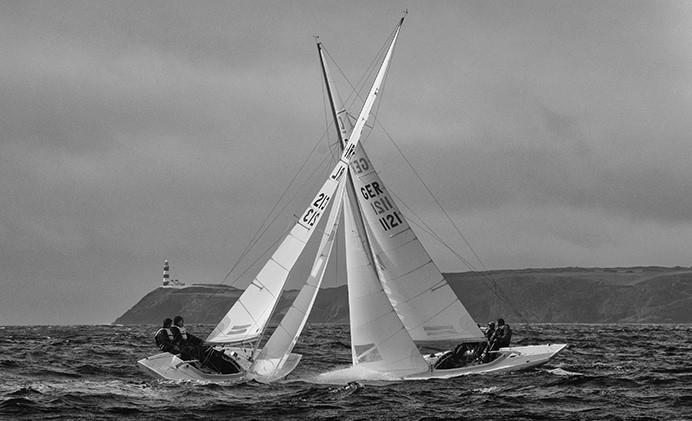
[207,15,406,345]
[343,186,429,375]
[250,176,347,380]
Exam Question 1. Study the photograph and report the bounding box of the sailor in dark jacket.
[171,315,204,360]
[171,315,241,374]
[489,318,512,351]
[154,318,180,354]
[485,321,496,341]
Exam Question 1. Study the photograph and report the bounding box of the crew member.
[154,318,180,354]
[489,318,512,351]
[171,315,241,374]
[485,321,496,341]
[171,315,204,360]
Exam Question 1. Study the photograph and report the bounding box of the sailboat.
[138,13,565,384]
[312,14,566,383]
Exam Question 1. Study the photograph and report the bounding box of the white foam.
[304,366,403,385]
[547,367,583,376]
[474,386,500,394]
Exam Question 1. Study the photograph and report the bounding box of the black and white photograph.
[1,1,690,419]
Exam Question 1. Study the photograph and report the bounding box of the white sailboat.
[136,13,401,384]
[313,14,566,383]
[138,13,565,384]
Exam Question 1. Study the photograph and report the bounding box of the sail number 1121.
[378,211,403,232]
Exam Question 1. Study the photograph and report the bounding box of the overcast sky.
[2,1,691,325]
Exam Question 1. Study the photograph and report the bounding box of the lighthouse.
[162,259,185,288]
[162,260,171,287]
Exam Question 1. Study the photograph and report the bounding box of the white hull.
[406,343,567,380]
[137,352,247,383]
[312,344,566,384]
[137,348,302,384]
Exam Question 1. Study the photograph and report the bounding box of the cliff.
[114,267,692,325]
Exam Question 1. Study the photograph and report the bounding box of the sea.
[0,323,690,420]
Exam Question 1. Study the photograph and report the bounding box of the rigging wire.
[320,25,395,122]
[317,27,397,290]
[225,152,336,285]
[222,126,336,285]
[223,39,359,287]
[371,118,540,325]
[387,188,540,323]
[324,30,539,325]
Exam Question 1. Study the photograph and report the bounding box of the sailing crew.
[489,318,512,351]
[171,315,241,374]
[474,321,496,362]
[154,318,180,354]
[171,315,205,360]
[485,321,496,341]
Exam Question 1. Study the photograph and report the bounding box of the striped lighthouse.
[162,259,170,287]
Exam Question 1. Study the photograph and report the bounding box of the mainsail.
[317,20,484,345]
[250,177,346,380]
[206,14,405,345]
[347,147,485,344]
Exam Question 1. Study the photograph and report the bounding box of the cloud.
[1,1,691,324]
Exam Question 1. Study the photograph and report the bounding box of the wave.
[0,323,689,420]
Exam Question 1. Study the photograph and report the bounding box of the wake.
[301,366,405,385]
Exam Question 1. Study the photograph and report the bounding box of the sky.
[1,1,691,325]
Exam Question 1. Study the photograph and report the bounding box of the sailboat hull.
[137,349,302,384]
[137,352,247,383]
[310,344,566,384]
[406,343,568,380]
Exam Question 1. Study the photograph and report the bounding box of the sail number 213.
[302,193,331,228]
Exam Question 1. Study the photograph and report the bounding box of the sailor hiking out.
[170,315,241,374]
[154,318,180,354]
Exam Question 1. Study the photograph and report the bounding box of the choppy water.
[0,324,690,420]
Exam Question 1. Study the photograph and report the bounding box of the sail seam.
[404,297,460,333]
[382,259,433,284]
[388,226,412,238]
[269,257,290,273]
[377,234,418,257]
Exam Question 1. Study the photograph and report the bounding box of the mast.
[318,16,428,374]
[316,40,346,146]
[316,35,375,256]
